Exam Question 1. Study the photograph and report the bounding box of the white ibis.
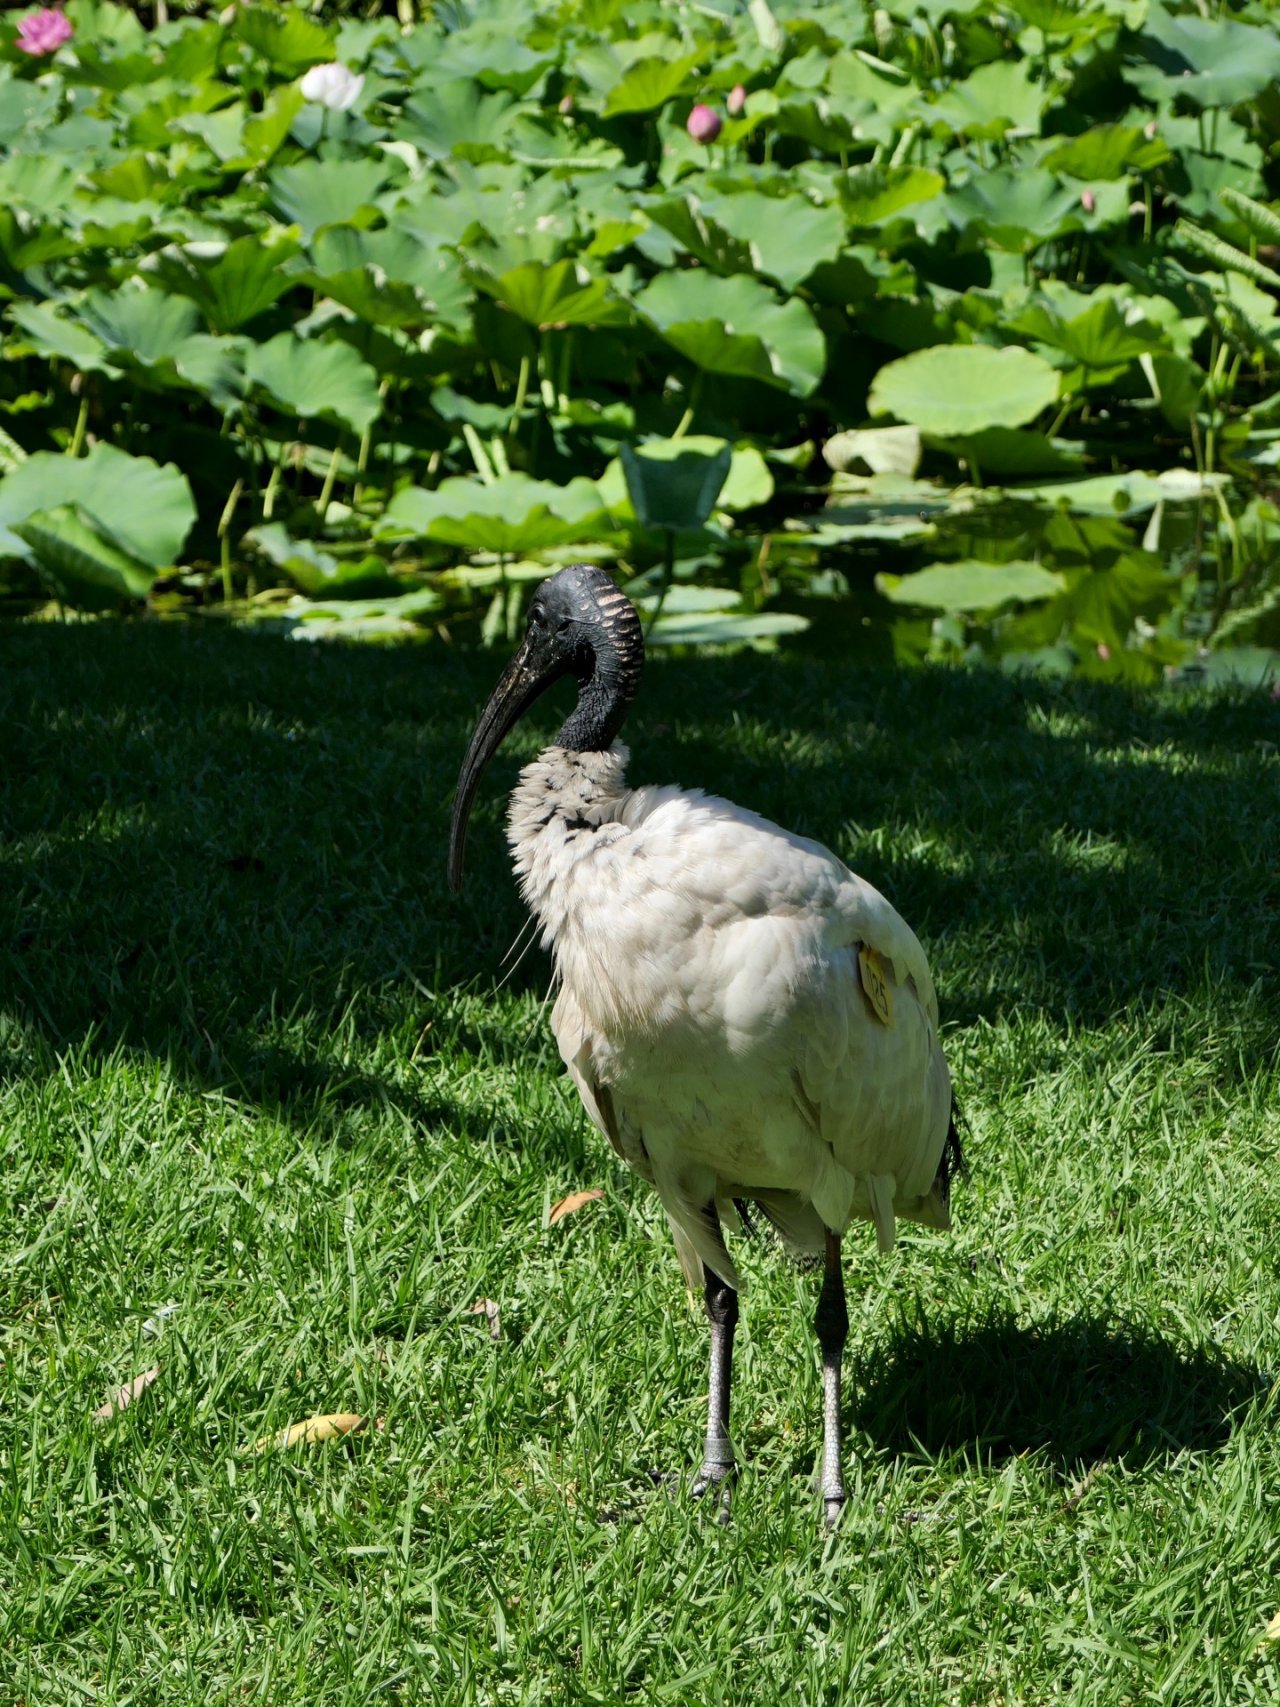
[449,565,962,1524]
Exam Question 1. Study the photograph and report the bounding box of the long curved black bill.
[448,638,565,893]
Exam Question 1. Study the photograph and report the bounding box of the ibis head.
[448,565,644,892]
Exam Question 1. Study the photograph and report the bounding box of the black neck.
[554,626,642,752]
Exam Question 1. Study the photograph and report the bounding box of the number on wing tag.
[858,945,895,1027]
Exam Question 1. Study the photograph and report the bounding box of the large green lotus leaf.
[636,272,825,396]
[233,4,335,70]
[821,54,915,146]
[0,79,59,149]
[14,504,158,609]
[940,168,1100,250]
[171,334,249,412]
[647,610,808,647]
[1142,353,1202,431]
[305,227,471,330]
[269,159,389,240]
[620,440,732,531]
[641,197,752,277]
[0,444,195,568]
[1041,123,1170,181]
[601,53,702,117]
[243,86,305,167]
[172,104,247,166]
[1012,296,1167,369]
[6,302,116,374]
[431,26,556,96]
[702,192,845,292]
[398,164,574,271]
[1007,0,1111,30]
[824,426,922,477]
[246,523,397,597]
[505,115,625,174]
[0,153,79,213]
[74,287,202,366]
[632,586,801,641]
[90,151,175,203]
[246,333,382,433]
[927,60,1046,139]
[870,345,1059,434]
[285,587,445,644]
[148,232,301,332]
[473,259,631,329]
[930,428,1085,476]
[400,83,518,161]
[878,560,1064,611]
[0,208,78,274]
[717,443,773,510]
[160,17,223,83]
[380,474,612,553]
[1007,470,1222,516]
[599,439,770,518]
[290,264,430,330]
[839,164,945,228]
[1131,6,1280,108]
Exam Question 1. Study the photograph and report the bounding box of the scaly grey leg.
[815,1228,848,1526]
[691,1261,738,1525]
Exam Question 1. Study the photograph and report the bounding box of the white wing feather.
[521,753,951,1288]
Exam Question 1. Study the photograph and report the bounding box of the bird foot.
[691,1457,736,1526]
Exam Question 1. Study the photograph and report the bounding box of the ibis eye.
[529,605,547,627]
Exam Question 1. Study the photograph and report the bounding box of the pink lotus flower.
[16,6,72,55]
[687,103,722,145]
[727,84,747,116]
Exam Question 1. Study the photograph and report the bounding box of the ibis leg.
[815,1229,848,1526]
[691,1263,738,1524]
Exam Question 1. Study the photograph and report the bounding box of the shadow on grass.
[1,620,1277,1129]
[854,1308,1270,1472]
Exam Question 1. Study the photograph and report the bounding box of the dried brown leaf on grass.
[549,1189,604,1226]
[255,1412,369,1452]
[94,1365,160,1421]
[467,1298,502,1340]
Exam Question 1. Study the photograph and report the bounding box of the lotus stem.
[68,389,89,458]
[317,437,343,519]
[218,478,244,606]
[263,449,285,521]
[673,371,703,440]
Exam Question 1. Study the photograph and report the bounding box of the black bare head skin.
[448,566,645,890]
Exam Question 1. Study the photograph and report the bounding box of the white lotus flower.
[299,62,365,113]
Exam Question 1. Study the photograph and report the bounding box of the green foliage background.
[2,0,1280,681]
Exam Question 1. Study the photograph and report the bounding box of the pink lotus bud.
[1144,120,1158,139]
[686,104,722,145]
[727,84,747,116]
[16,6,72,55]
[1096,642,1111,660]
[1080,189,1096,214]
[558,93,574,115]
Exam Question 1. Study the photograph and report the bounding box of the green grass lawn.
[2,622,1279,1705]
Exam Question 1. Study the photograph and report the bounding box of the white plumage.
[449,565,959,1524]
[510,745,952,1290]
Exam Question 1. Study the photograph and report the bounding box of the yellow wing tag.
[858,945,895,1027]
